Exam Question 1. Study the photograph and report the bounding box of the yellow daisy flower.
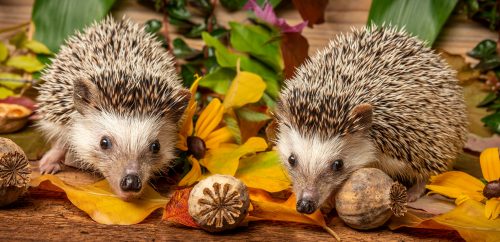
[427,147,500,219]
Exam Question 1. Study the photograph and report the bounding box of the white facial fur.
[277,125,376,208]
[69,111,177,200]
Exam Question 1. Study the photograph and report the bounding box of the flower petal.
[205,127,234,149]
[235,151,290,192]
[223,69,266,110]
[201,137,268,176]
[480,147,500,182]
[426,171,484,201]
[485,198,500,220]
[178,157,202,186]
[177,100,197,151]
[195,98,224,140]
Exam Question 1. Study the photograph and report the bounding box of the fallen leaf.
[162,187,200,228]
[439,50,481,83]
[463,81,494,137]
[408,194,456,215]
[247,189,340,240]
[30,174,167,225]
[391,200,500,241]
[223,66,267,110]
[281,32,309,79]
[201,137,268,176]
[5,55,45,73]
[0,96,37,111]
[235,151,290,192]
[291,0,328,27]
[466,134,500,153]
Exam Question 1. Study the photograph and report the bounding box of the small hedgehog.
[36,17,190,200]
[275,26,467,214]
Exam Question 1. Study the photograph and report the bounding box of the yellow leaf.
[205,127,234,149]
[0,42,8,62]
[433,200,500,241]
[178,157,202,187]
[201,137,267,176]
[31,175,167,225]
[223,67,266,110]
[485,198,500,220]
[195,98,224,140]
[480,147,500,182]
[23,40,52,54]
[6,55,44,73]
[427,171,484,201]
[235,151,290,192]
[247,188,340,240]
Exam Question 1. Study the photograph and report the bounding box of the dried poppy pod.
[0,137,30,207]
[335,168,407,230]
[0,103,32,134]
[188,174,250,232]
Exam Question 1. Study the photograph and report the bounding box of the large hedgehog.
[275,26,468,214]
[36,17,190,200]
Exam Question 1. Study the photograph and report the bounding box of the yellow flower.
[177,68,269,187]
[427,147,500,219]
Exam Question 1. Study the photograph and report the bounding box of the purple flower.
[243,0,308,33]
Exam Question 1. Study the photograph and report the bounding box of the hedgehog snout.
[296,189,319,214]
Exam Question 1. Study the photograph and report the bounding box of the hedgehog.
[275,26,468,214]
[36,17,190,201]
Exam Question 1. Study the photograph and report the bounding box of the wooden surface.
[0,0,494,241]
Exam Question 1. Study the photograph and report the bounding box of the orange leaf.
[247,188,340,240]
[162,187,200,228]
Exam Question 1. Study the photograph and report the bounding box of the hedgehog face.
[276,103,375,214]
[70,112,178,200]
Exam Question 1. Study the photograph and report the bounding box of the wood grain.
[0,0,491,240]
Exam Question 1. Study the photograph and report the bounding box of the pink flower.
[243,0,308,33]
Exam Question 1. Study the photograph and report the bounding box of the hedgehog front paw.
[39,146,66,174]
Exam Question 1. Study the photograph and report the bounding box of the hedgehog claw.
[39,144,66,174]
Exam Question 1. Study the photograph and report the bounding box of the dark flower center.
[483,179,500,199]
[187,136,207,160]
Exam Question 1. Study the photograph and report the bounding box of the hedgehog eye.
[332,159,344,171]
[288,154,297,167]
[150,140,160,154]
[100,136,112,150]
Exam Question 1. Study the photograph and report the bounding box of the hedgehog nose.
[296,199,316,214]
[120,174,142,192]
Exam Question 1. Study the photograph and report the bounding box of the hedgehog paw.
[39,145,66,174]
[407,180,427,202]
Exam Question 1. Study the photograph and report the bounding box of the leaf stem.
[322,225,341,241]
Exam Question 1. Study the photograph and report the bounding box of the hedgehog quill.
[275,26,468,214]
[36,18,190,201]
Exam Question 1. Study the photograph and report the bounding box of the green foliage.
[367,0,457,45]
[462,0,500,30]
[32,0,116,52]
[199,68,235,94]
[5,55,44,73]
[0,42,8,62]
[236,107,271,122]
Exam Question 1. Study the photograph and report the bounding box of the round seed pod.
[0,137,30,207]
[188,174,250,232]
[0,103,32,134]
[335,168,407,230]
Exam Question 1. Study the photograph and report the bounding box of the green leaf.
[235,151,290,192]
[476,55,500,70]
[172,38,201,59]
[224,114,242,144]
[0,73,22,98]
[468,39,497,59]
[220,0,247,11]
[478,92,497,107]
[199,67,235,94]
[2,125,50,160]
[367,0,458,45]
[0,42,8,62]
[23,40,52,54]
[202,32,281,98]
[229,22,283,72]
[5,55,44,73]
[481,112,500,133]
[144,19,162,34]
[32,0,116,52]
[236,107,271,122]
[256,0,281,7]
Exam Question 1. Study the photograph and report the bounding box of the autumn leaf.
[223,63,267,110]
[31,175,168,225]
[5,55,45,73]
[247,189,340,240]
[390,200,500,241]
[163,187,200,228]
[23,40,52,54]
[235,151,290,192]
[291,0,328,27]
[280,32,309,79]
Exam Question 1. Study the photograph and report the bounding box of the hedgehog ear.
[348,103,373,133]
[170,89,191,121]
[73,79,98,115]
